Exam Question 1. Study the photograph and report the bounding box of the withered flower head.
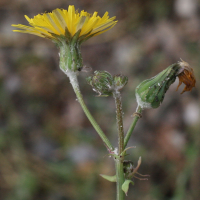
[135,59,196,110]
[176,59,196,94]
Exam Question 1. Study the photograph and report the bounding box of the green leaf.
[122,180,134,196]
[100,174,116,182]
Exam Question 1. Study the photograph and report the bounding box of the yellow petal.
[12,5,117,40]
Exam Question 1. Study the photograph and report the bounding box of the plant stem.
[124,106,142,148]
[68,72,114,151]
[115,159,125,200]
[113,91,125,200]
[113,91,125,154]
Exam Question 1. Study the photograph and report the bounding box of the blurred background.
[0,0,200,199]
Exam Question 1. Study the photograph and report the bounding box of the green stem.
[115,159,125,200]
[59,41,113,151]
[113,91,125,154]
[124,106,142,148]
[68,72,114,151]
[113,91,125,200]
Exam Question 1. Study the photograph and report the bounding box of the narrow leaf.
[100,174,116,182]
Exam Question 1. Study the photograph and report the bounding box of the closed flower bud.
[87,71,128,96]
[113,75,128,91]
[123,160,134,177]
[135,60,196,109]
[86,71,114,96]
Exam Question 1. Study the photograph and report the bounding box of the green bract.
[113,74,128,91]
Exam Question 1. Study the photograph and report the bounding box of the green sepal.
[80,32,97,43]
[64,27,72,43]
[122,179,134,196]
[113,74,128,91]
[71,29,81,45]
[100,174,117,182]
[78,30,92,43]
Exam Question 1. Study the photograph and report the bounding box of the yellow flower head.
[12,5,117,42]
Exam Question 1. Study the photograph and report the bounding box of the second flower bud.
[86,71,128,96]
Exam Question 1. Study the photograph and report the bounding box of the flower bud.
[87,71,128,96]
[113,74,128,91]
[135,60,196,109]
[86,71,114,96]
[123,160,134,177]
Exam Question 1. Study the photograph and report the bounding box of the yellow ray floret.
[12,5,117,40]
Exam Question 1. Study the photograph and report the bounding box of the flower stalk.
[59,38,114,152]
[87,71,128,199]
[124,106,142,148]
[113,91,125,154]
[59,46,113,150]
[113,91,125,200]
[70,76,114,150]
